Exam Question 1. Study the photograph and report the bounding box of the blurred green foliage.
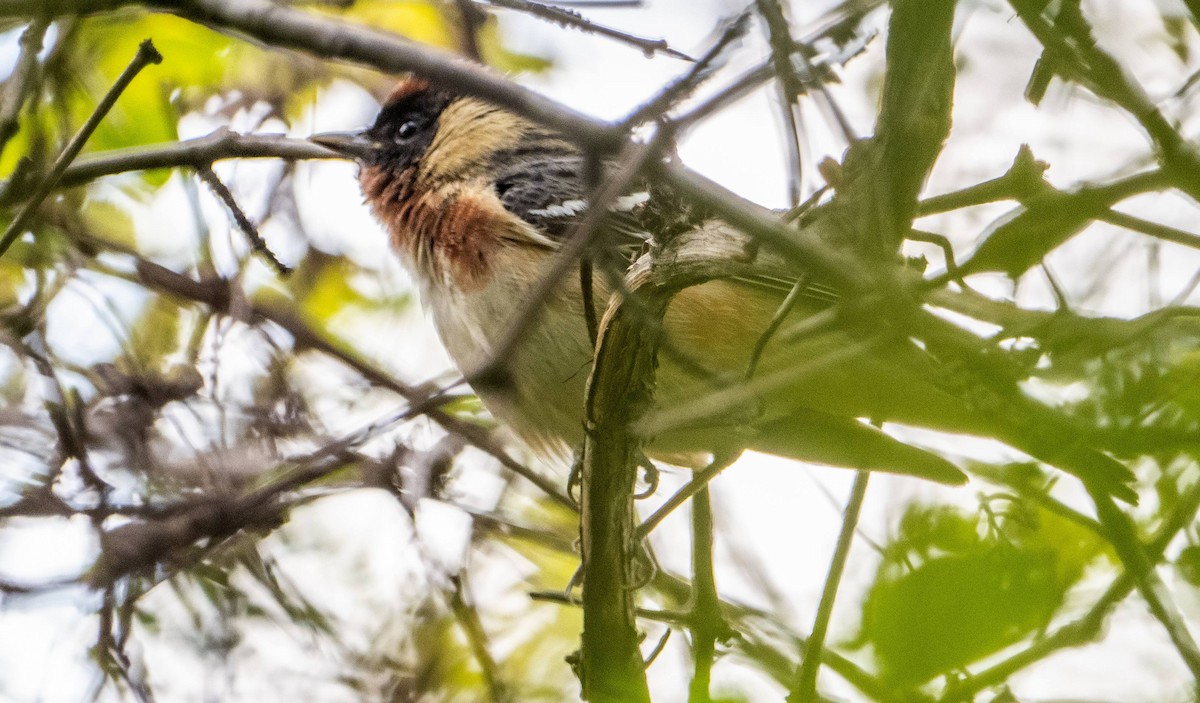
[854,502,1111,685]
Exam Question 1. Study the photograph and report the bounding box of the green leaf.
[1178,544,1200,587]
[129,296,183,370]
[962,186,1113,278]
[856,502,1108,686]
[1165,351,1200,421]
[80,199,137,248]
[336,0,456,48]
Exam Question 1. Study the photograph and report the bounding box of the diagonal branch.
[788,471,869,702]
[0,38,163,259]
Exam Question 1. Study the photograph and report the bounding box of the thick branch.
[577,288,663,703]
[843,0,957,256]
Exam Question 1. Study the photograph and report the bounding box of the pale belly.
[419,246,596,457]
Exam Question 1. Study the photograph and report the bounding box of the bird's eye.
[395,120,419,141]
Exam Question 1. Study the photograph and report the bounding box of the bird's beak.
[309,131,379,161]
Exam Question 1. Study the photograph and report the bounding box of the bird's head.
[311,78,539,187]
[310,78,576,288]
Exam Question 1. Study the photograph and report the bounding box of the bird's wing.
[637,232,1136,501]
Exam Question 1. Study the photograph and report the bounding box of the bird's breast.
[361,166,507,292]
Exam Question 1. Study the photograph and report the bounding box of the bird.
[311,77,1136,501]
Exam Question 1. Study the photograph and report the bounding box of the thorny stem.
[480,0,690,60]
[195,165,292,275]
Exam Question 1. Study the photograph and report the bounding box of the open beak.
[309,131,379,161]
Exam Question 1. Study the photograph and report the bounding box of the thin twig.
[1100,209,1200,251]
[745,272,808,378]
[195,165,292,275]
[671,60,772,132]
[788,470,869,703]
[635,453,738,541]
[621,12,749,128]
[756,0,806,205]
[0,39,162,258]
[480,0,691,59]
[42,129,336,194]
[448,575,506,703]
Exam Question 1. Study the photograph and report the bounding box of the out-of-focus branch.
[1087,488,1200,680]
[1009,0,1200,203]
[0,17,49,157]
[448,575,507,703]
[452,0,486,62]
[840,0,957,257]
[941,473,1200,701]
[88,490,291,585]
[788,471,869,702]
[83,237,573,509]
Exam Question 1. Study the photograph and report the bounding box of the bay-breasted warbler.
[312,78,1135,500]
